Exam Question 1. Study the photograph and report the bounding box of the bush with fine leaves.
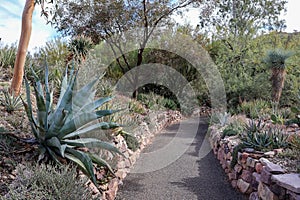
[3,163,97,200]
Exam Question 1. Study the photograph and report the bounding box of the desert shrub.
[222,120,244,138]
[0,43,17,69]
[3,163,96,200]
[137,92,178,111]
[210,111,230,126]
[237,99,271,119]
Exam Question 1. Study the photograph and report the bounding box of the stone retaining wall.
[100,110,182,200]
[208,125,300,200]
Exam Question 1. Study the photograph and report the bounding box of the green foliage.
[68,36,93,62]
[118,130,139,152]
[242,120,289,151]
[4,163,96,200]
[210,112,230,126]
[0,43,17,69]
[32,38,69,89]
[230,143,245,169]
[222,121,244,139]
[237,99,271,119]
[137,92,178,111]
[23,64,123,185]
[244,119,265,134]
[0,90,23,113]
[264,48,293,69]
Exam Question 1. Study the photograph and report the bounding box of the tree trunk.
[10,0,35,96]
[271,68,286,103]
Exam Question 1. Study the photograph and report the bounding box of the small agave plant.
[0,89,23,113]
[23,64,123,185]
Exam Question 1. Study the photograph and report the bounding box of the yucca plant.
[23,64,123,185]
[67,36,93,63]
[264,49,293,103]
[0,89,23,113]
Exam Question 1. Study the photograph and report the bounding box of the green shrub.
[210,112,230,126]
[0,44,17,68]
[3,163,96,200]
[23,64,123,185]
[237,99,271,119]
[222,121,244,138]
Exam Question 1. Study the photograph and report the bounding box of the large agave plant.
[23,64,123,185]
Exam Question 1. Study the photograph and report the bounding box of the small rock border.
[96,110,183,200]
[208,124,300,200]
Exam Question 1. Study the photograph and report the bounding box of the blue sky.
[1,0,300,52]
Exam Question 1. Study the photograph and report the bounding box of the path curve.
[117,117,247,200]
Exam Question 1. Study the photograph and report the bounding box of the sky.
[0,0,300,52]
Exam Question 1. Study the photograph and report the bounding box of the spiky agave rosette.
[23,64,124,185]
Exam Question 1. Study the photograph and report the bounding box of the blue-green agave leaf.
[46,137,67,157]
[87,153,116,175]
[63,122,119,139]
[65,147,96,184]
[63,138,123,156]
[58,109,120,138]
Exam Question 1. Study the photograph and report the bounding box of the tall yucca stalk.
[264,49,292,103]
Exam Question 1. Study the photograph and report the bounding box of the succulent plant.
[23,64,123,185]
[0,89,23,113]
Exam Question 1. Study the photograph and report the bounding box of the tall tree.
[10,0,54,96]
[10,0,35,96]
[199,0,287,38]
[51,0,198,98]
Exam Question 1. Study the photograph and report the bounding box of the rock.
[270,183,287,200]
[264,151,276,158]
[271,174,300,194]
[252,172,261,190]
[241,170,253,183]
[234,164,243,174]
[255,162,264,173]
[237,178,250,194]
[261,167,272,185]
[273,148,284,155]
[244,148,255,153]
[289,123,299,128]
[241,152,250,163]
[247,157,258,168]
[104,178,119,200]
[228,172,238,180]
[231,180,238,188]
[249,192,260,200]
[287,190,300,200]
[258,182,279,200]
[259,158,285,174]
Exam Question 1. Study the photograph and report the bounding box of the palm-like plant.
[23,64,123,185]
[264,49,293,103]
[67,36,93,63]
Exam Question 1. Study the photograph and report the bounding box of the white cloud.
[0,0,57,52]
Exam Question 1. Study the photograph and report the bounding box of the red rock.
[255,162,263,173]
[241,170,253,183]
[261,167,272,185]
[258,182,279,200]
[237,178,251,193]
[241,152,250,163]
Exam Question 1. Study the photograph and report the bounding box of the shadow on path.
[117,117,247,200]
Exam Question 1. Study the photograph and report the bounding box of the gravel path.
[117,117,247,200]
